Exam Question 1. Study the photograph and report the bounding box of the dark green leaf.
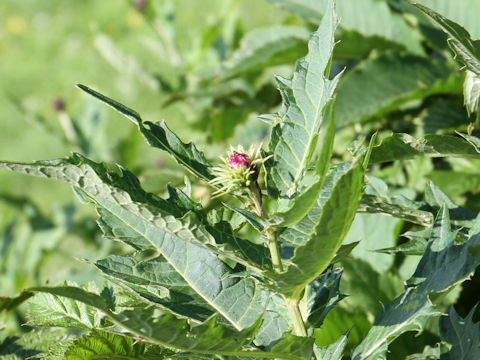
[77,84,214,182]
[439,306,480,360]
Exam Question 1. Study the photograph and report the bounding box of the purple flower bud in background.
[228,152,250,169]
[52,97,65,112]
[135,0,146,12]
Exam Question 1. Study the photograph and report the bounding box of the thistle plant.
[3,1,480,359]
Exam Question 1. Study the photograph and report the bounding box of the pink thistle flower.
[228,152,250,169]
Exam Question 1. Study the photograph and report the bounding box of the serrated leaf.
[358,194,434,227]
[273,155,366,299]
[313,329,350,360]
[221,26,310,79]
[3,287,309,360]
[26,285,103,330]
[95,255,215,322]
[64,330,149,360]
[369,133,480,164]
[305,268,345,328]
[408,206,480,293]
[439,306,480,360]
[351,288,440,360]
[352,205,480,359]
[265,0,341,198]
[464,70,480,115]
[77,84,214,183]
[272,100,336,227]
[0,156,268,331]
[414,2,480,75]
[335,53,460,126]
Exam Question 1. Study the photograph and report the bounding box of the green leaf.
[26,283,103,330]
[408,206,480,293]
[414,2,480,75]
[272,100,336,227]
[95,255,215,322]
[358,194,434,227]
[269,0,423,54]
[305,268,345,328]
[265,0,341,198]
[313,329,350,360]
[369,133,480,164]
[77,84,214,183]
[335,53,460,126]
[464,70,480,115]
[351,288,440,360]
[3,287,309,360]
[0,329,73,360]
[352,205,480,359]
[222,203,268,232]
[0,156,268,331]
[64,330,148,360]
[439,306,480,360]
[221,26,310,79]
[273,155,366,299]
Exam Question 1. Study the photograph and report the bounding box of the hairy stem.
[286,298,308,337]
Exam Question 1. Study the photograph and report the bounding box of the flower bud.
[52,97,65,112]
[228,152,250,169]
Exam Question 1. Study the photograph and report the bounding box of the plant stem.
[265,229,283,273]
[249,181,284,273]
[286,298,308,337]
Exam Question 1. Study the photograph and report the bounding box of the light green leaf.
[358,194,434,227]
[464,70,480,115]
[221,26,310,79]
[269,0,422,54]
[64,330,149,360]
[439,306,480,360]
[414,2,480,75]
[3,287,309,360]
[313,329,350,360]
[265,0,340,197]
[26,284,103,330]
[369,133,480,164]
[273,155,366,299]
[0,156,268,331]
[343,213,401,274]
[272,100,336,227]
[95,255,215,322]
[335,53,460,126]
[77,84,214,183]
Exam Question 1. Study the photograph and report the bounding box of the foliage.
[3,0,480,359]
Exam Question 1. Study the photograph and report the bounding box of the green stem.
[286,298,308,337]
[249,181,284,273]
[266,229,283,273]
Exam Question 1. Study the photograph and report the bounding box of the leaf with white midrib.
[265,0,340,197]
[0,156,268,331]
[95,255,215,322]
